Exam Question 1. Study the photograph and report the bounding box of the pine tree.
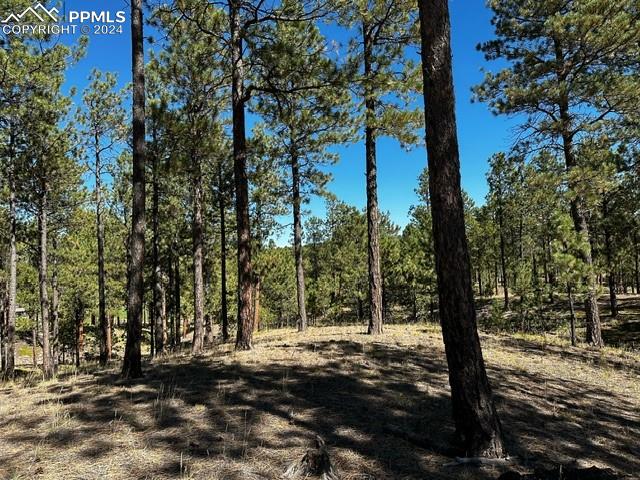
[337,0,421,334]
[76,70,126,365]
[253,1,351,332]
[146,89,166,357]
[123,0,147,378]
[418,0,505,457]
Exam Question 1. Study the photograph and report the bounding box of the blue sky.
[53,0,519,231]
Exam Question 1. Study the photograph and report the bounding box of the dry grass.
[1,323,639,480]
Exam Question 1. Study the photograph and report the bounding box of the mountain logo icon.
[1,3,59,23]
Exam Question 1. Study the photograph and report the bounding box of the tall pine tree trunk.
[6,160,17,377]
[52,238,60,371]
[545,236,554,302]
[363,21,383,335]
[161,288,167,346]
[418,0,505,457]
[32,322,37,368]
[38,192,54,380]
[96,147,109,365]
[150,302,155,357]
[498,208,509,309]
[291,154,308,332]
[230,0,253,350]
[568,284,577,346]
[152,135,165,355]
[168,246,174,346]
[1,295,5,372]
[106,315,112,360]
[634,233,640,294]
[192,155,205,354]
[603,197,617,318]
[218,166,229,342]
[123,0,146,378]
[75,304,84,368]
[174,243,181,348]
[253,275,261,332]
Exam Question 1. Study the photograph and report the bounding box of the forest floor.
[1,321,639,480]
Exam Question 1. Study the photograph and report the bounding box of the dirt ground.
[1,323,639,480]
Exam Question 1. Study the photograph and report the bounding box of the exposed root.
[443,456,515,467]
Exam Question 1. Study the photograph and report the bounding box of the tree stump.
[284,436,339,480]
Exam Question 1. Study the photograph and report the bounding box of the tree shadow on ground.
[0,331,638,479]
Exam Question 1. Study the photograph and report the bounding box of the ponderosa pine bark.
[603,197,617,318]
[363,20,383,336]
[161,289,167,346]
[291,154,308,332]
[75,302,84,368]
[174,244,182,348]
[32,322,37,368]
[5,154,17,376]
[95,140,109,365]
[106,315,112,360]
[52,237,60,371]
[152,128,165,356]
[230,0,254,351]
[498,206,509,309]
[253,275,261,332]
[1,309,5,373]
[150,301,155,357]
[122,0,146,378]
[218,166,229,342]
[192,153,205,354]
[418,0,505,457]
[634,234,640,294]
[38,189,54,380]
[167,247,174,345]
[568,284,577,346]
